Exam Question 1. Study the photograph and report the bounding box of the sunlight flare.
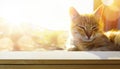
[102,0,114,6]
[0,0,93,31]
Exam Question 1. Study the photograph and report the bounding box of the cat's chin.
[83,40,93,42]
[82,38,94,42]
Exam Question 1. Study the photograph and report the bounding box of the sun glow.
[102,0,114,6]
[0,0,93,31]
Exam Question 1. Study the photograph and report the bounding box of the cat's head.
[69,6,104,42]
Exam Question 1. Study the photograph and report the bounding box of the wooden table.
[0,60,120,69]
[0,52,120,69]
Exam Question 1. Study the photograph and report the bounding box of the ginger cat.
[67,7,120,51]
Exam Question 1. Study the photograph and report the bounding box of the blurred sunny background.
[0,0,94,51]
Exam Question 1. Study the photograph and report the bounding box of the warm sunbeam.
[0,0,93,31]
[102,0,114,6]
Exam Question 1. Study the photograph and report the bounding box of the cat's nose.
[86,32,92,39]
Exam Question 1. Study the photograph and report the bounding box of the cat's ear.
[69,7,80,19]
[94,5,104,19]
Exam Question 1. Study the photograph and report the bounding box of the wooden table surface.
[0,60,120,69]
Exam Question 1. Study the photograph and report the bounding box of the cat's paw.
[67,46,79,51]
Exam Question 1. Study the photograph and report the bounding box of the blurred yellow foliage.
[0,18,68,51]
[32,30,68,50]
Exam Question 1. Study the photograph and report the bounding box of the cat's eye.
[92,26,97,30]
[78,26,85,30]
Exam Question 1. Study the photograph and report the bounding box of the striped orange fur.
[68,7,120,51]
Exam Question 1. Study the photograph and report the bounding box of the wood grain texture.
[0,60,120,65]
[0,65,120,69]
